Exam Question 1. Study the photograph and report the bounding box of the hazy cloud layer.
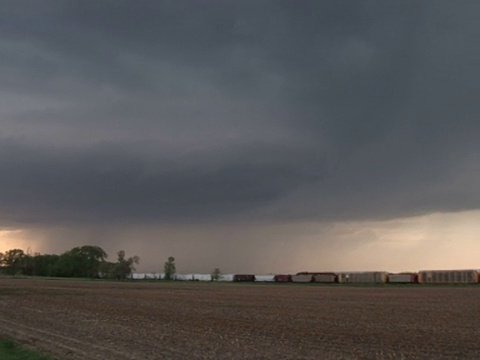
[5,210,480,273]
[1,1,479,228]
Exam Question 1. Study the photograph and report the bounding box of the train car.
[128,272,164,280]
[144,273,162,280]
[191,274,212,281]
[338,272,388,284]
[129,272,145,280]
[216,274,234,282]
[174,273,195,281]
[291,274,313,283]
[233,274,256,282]
[388,273,418,283]
[274,274,291,282]
[254,275,275,282]
[312,273,338,283]
[418,270,480,284]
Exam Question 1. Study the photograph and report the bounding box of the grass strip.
[0,339,53,360]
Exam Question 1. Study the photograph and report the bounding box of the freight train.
[129,269,480,284]
[283,270,478,284]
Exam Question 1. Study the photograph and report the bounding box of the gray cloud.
[0,1,479,229]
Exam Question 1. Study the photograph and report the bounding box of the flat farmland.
[0,278,479,359]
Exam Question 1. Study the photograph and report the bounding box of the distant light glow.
[0,229,35,253]
[292,210,480,273]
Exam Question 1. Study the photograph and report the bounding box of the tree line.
[0,247,223,282]
[0,245,139,280]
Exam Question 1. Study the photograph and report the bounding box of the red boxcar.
[274,274,291,282]
[296,272,338,283]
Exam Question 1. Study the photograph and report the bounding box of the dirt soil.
[0,278,479,359]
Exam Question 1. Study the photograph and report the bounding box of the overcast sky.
[1,1,479,273]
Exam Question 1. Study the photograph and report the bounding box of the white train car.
[216,274,234,282]
[254,275,276,282]
[129,272,163,280]
[129,272,144,280]
[174,274,196,281]
[191,274,212,281]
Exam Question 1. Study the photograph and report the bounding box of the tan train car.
[418,270,480,284]
[388,273,418,283]
[338,272,388,284]
[291,274,313,283]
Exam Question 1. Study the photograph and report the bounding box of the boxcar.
[174,274,195,281]
[233,274,256,282]
[217,274,234,282]
[291,274,313,283]
[388,273,418,283]
[312,273,338,283]
[254,275,276,282]
[191,274,212,281]
[129,272,163,280]
[274,274,291,282]
[418,270,480,284]
[338,272,388,284]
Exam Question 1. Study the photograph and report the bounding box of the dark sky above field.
[1,1,479,273]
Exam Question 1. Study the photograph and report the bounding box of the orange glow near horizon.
[293,210,480,273]
[0,229,38,254]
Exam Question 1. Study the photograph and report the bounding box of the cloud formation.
[0,1,478,230]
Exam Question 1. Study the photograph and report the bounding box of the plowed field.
[0,278,479,359]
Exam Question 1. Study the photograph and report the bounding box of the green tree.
[211,268,222,281]
[164,256,176,280]
[98,261,116,279]
[1,249,27,275]
[58,245,108,278]
[32,254,61,277]
[112,250,140,280]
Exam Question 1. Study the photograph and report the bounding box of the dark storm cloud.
[0,138,326,225]
[0,1,479,226]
